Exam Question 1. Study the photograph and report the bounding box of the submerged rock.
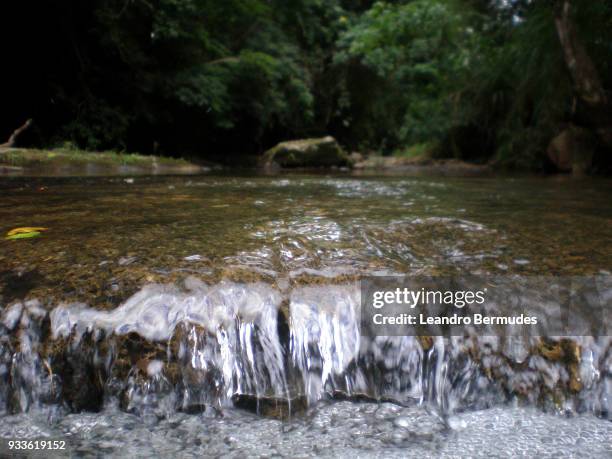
[232,394,308,420]
[262,136,351,169]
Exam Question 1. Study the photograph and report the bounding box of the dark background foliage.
[0,0,610,168]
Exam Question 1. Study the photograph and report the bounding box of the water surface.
[1,174,611,458]
[1,174,610,306]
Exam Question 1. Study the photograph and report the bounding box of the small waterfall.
[0,279,609,420]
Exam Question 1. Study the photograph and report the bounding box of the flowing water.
[0,174,611,457]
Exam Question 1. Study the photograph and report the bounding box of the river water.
[0,174,611,457]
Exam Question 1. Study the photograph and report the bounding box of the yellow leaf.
[6,227,49,236]
[6,232,42,240]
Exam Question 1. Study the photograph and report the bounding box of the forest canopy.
[1,0,610,169]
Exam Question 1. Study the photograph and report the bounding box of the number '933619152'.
[7,440,66,450]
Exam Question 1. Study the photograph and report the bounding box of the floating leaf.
[7,227,48,236]
[6,231,42,240]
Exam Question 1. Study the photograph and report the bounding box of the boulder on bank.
[262,136,351,169]
[547,126,595,175]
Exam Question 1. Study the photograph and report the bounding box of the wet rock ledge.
[0,279,609,421]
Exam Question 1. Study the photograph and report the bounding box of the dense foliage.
[1,0,610,168]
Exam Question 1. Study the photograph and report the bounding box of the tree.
[1,0,609,170]
[335,0,474,151]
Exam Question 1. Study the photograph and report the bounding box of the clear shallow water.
[1,175,610,304]
[1,174,611,457]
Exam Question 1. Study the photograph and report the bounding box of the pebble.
[118,256,137,266]
[513,259,530,266]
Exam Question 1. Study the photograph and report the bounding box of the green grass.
[392,142,436,159]
[0,147,193,168]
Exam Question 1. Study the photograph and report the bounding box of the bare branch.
[0,119,33,150]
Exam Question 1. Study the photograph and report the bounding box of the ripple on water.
[0,404,610,458]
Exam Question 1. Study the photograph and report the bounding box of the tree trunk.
[554,0,606,108]
[554,0,612,147]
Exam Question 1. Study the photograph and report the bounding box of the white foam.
[146,360,164,377]
[50,280,282,341]
[1,303,23,330]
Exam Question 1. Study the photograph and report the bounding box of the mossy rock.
[262,136,351,169]
[232,393,308,419]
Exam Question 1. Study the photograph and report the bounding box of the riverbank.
[0,148,205,176]
[0,147,492,177]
